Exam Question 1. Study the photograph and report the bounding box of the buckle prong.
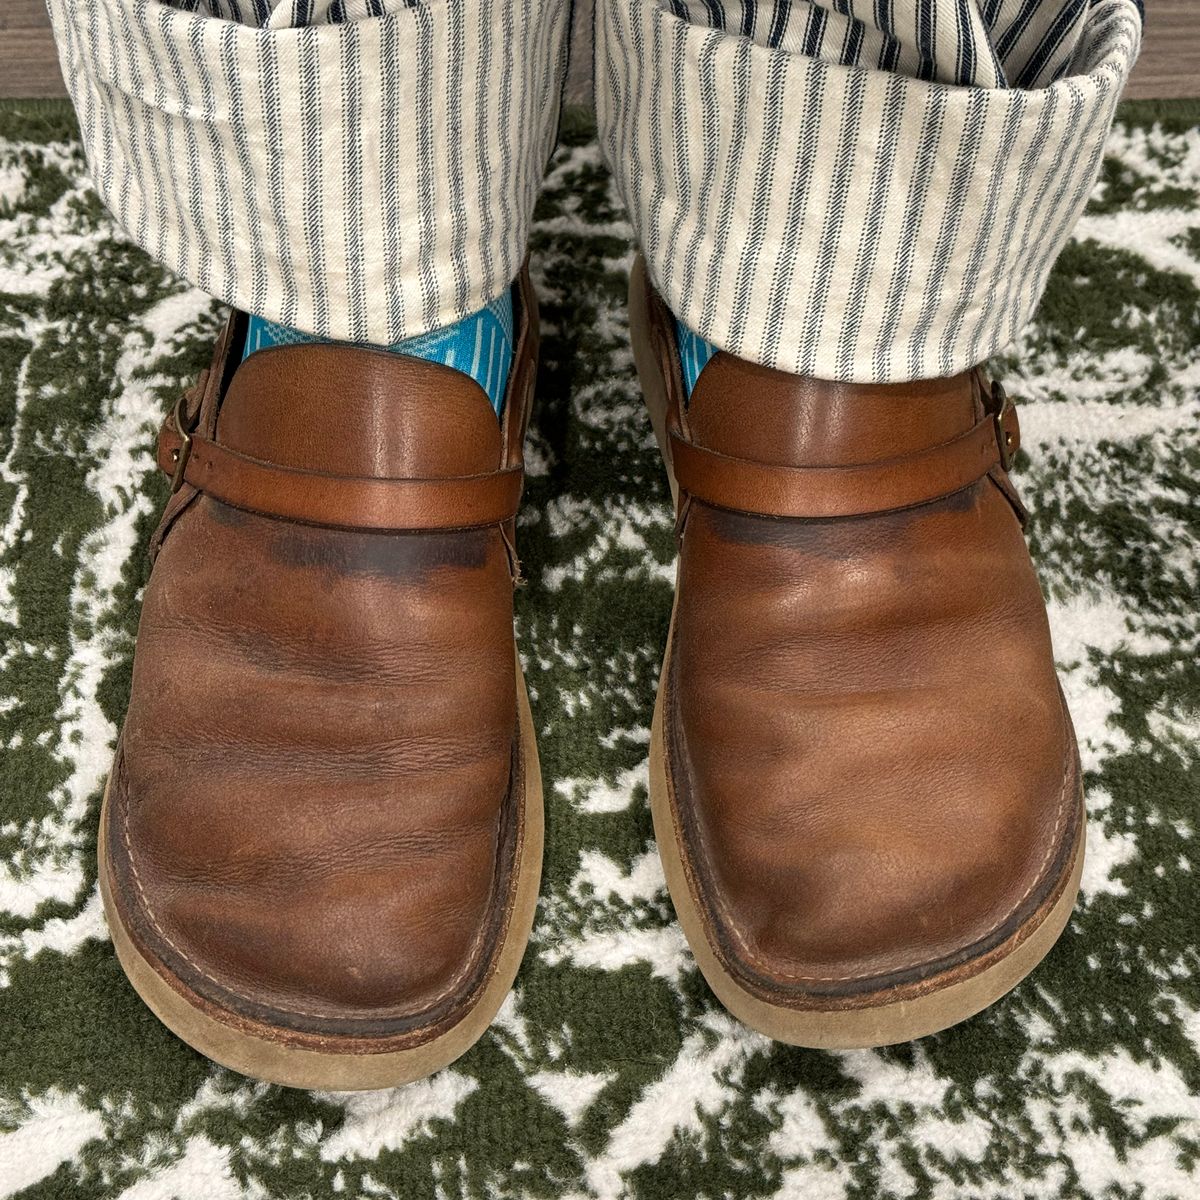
[170,393,195,493]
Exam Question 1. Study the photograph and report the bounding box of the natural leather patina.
[635,264,1082,1029]
[102,269,540,1064]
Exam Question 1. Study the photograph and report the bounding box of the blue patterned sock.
[242,290,515,416]
[674,316,717,399]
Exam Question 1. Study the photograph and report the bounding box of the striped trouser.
[45,0,1142,383]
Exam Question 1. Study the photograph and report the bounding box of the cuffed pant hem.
[596,0,1142,382]
[47,0,570,343]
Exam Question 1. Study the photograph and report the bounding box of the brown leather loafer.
[98,270,543,1089]
[630,258,1084,1048]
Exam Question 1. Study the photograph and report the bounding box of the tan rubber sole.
[98,663,543,1090]
[629,257,1086,1047]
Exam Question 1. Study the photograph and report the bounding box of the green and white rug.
[1,100,1198,1200]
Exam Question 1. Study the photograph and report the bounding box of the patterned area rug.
[1,100,1198,1200]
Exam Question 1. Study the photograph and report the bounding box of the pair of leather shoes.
[98,262,1083,1088]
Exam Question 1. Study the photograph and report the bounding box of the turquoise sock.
[242,290,515,416]
[674,317,717,399]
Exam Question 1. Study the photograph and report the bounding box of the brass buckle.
[169,392,196,493]
[991,380,1017,472]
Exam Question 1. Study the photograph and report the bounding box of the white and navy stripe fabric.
[598,0,1142,380]
[662,0,1130,89]
[46,0,1141,383]
[166,3,418,28]
[45,0,570,348]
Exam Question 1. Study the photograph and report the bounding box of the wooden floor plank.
[1123,4,1198,100]
[1,0,66,101]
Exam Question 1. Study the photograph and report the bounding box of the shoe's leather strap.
[670,387,1021,521]
[157,421,524,531]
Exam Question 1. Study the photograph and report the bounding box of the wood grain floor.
[1,1,1194,105]
[1,1,64,100]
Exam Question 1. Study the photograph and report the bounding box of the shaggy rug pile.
[0,100,1197,1200]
